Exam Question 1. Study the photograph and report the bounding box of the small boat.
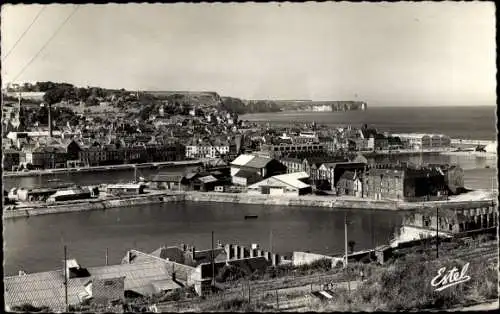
[244,215,258,220]
[47,179,62,183]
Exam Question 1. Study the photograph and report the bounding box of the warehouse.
[247,172,312,196]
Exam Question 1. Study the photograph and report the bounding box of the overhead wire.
[10,5,80,83]
[2,6,47,62]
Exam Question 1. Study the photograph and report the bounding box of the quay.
[2,160,203,178]
[3,189,497,220]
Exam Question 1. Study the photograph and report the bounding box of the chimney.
[191,246,196,260]
[225,244,231,262]
[233,245,239,260]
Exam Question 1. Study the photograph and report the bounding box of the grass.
[200,296,275,312]
[312,253,498,312]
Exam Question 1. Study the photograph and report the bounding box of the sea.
[3,106,498,276]
[239,106,497,141]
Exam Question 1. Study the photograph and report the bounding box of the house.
[317,157,368,191]
[150,174,184,190]
[231,169,263,186]
[247,172,312,196]
[335,170,363,197]
[4,258,183,312]
[193,175,219,192]
[23,145,68,169]
[230,154,287,186]
[2,149,21,171]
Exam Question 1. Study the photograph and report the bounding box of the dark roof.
[234,169,259,179]
[151,174,183,182]
[192,248,227,265]
[151,247,185,264]
[184,172,199,180]
[244,156,273,169]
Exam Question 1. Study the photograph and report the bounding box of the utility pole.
[276,289,279,310]
[436,206,439,259]
[64,245,68,312]
[248,278,251,304]
[344,213,348,268]
[211,231,215,287]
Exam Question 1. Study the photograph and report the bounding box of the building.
[260,143,326,159]
[150,174,184,190]
[247,172,312,196]
[106,183,145,195]
[390,133,451,150]
[335,170,363,197]
[192,175,219,192]
[316,156,368,191]
[230,154,287,186]
[185,144,230,159]
[398,200,497,241]
[23,145,68,169]
[2,149,21,171]
[138,242,285,297]
[365,165,449,201]
[4,258,183,312]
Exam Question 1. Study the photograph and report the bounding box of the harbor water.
[3,202,403,276]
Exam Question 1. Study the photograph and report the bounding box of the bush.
[11,303,51,312]
[216,265,249,282]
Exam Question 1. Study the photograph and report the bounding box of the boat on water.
[47,179,62,183]
[244,215,258,220]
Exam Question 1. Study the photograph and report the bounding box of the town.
[2,82,498,312]
[2,2,497,312]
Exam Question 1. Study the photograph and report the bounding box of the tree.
[76,87,89,101]
[43,88,65,105]
[86,96,99,107]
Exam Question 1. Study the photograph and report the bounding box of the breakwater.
[5,190,495,220]
[3,193,184,219]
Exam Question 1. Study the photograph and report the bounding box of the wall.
[292,251,343,268]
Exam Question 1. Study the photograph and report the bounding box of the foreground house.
[4,258,184,312]
[397,200,497,242]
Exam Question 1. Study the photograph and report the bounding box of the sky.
[1,2,496,106]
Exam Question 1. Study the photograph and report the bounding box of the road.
[455,300,499,311]
[3,160,203,177]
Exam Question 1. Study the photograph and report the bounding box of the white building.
[185,145,230,159]
[247,172,312,196]
[390,133,451,150]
